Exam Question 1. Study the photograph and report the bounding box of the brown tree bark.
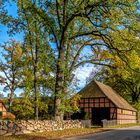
[54,44,65,120]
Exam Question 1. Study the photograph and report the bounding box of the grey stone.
[15,131,24,135]
[5,132,13,136]
[22,130,31,134]
[0,130,7,135]
[27,126,34,131]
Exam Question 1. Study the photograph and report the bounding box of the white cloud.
[74,64,96,88]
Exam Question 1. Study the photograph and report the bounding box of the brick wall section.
[117,109,137,124]
[79,97,117,120]
[0,120,82,136]
[79,97,137,124]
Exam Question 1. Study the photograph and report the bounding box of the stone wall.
[0,120,82,136]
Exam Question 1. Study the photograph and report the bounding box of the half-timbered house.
[76,80,137,125]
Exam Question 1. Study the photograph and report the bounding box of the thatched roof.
[79,80,136,111]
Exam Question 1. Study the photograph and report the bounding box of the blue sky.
[0,24,9,43]
[0,1,23,43]
[0,1,25,96]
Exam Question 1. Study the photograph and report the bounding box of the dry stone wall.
[0,120,82,136]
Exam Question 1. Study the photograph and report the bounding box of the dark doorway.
[71,108,85,120]
[92,107,110,125]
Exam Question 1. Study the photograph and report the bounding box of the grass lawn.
[0,124,139,140]
[105,123,140,128]
[0,128,104,140]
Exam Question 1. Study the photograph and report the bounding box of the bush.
[84,112,90,120]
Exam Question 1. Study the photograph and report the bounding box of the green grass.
[0,128,104,140]
[91,125,102,128]
[105,123,140,128]
[0,124,139,140]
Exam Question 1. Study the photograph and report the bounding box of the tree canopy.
[0,0,140,120]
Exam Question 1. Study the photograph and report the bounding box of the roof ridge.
[94,80,136,111]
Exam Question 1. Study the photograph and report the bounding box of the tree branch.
[69,39,93,72]
[56,0,61,29]
[69,30,100,40]
[35,7,59,49]
[74,59,115,70]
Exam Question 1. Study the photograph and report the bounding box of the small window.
[121,110,123,114]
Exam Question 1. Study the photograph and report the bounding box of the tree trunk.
[8,81,15,112]
[34,64,38,120]
[34,37,39,120]
[34,5,39,120]
[54,46,65,120]
[8,94,13,112]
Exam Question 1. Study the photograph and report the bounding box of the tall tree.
[0,0,139,120]
[1,0,55,119]
[0,0,56,119]
[0,40,23,112]
[87,30,140,104]
[35,0,138,120]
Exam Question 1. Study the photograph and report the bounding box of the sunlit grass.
[105,123,140,128]
[1,124,139,140]
[0,128,103,140]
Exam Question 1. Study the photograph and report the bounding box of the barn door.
[92,107,110,125]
